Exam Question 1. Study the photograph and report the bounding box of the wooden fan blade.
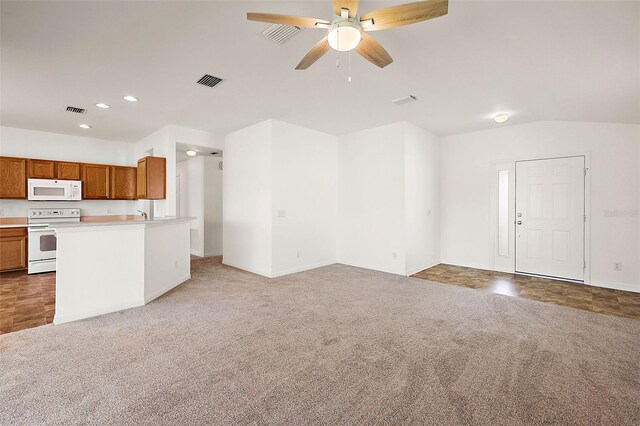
[295,37,330,70]
[356,32,393,68]
[247,13,329,28]
[333,0,359,18]
[360,0,448,31]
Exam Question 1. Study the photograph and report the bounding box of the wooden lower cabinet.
[111,166,137,200]
[0,157,27,199]
[0,228,27,272]
[82,163,110,199]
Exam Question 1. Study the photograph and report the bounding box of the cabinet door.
[27,159,56,179]
[82,164,110,199]
[0,157,27,199]
[137,156,166,200]
[111,166,137,200]
[136,158,147,199]
[56,162,81,180]
[0,229,27,272]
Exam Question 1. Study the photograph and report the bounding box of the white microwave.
[28,179,82,201]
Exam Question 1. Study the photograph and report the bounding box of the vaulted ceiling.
[1,1,638,142]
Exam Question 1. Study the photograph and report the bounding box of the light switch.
[278,209,286,218]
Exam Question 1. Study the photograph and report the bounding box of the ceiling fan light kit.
[247,0,449,70]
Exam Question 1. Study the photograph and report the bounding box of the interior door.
[515,156,585,281]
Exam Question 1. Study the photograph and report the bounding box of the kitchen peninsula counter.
[52,217,194,324]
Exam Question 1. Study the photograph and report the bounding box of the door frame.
[490,152,591,284]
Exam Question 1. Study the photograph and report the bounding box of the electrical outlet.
[174,261,178,269]
[392,252,397,260]
[0,209,4,217]
[614,262,622,271]
[296,250,301,258]
[106,208,112,214]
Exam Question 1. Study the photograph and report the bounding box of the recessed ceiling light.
[494,113,509,124]
[95,103,111,109]
[186,149,197,157]
[123,95,139,102]
[79,124,92,129]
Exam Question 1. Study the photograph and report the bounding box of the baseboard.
[271,261,336,278]
[190,249,204,257]
[336,260,406,277]
[221,260,273,278]
[406,261,439,276]
[203,252,222,258]
[144,274,191,303]
[54,300,144,325]
[589,280,639,294]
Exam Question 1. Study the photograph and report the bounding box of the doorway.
[515,156,586,281]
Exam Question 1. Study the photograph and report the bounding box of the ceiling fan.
[247,0,448,70]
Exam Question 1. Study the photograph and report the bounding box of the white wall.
[0,126,138,217]
[405,123,440,275]
[223,120,273,276]
[223,120,337,277]
[271,121,337,276]
[337,122,441,276]
[337,122,407,275]
[203,156,223,257]
[440,121,640,292]
[177,157,205,255]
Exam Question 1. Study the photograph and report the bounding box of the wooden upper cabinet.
[111,166,137,200]
[0,157,27,199]
[137,156,166,199]
[27,159,56,179]
[82,163,110,199]
[56,162,81,180]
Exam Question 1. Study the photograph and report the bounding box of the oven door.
[28,226,57,261]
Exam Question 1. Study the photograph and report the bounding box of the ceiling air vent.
[391,95,417,105]
[261,24,302,44]
[66,106,86,114]
[196,74,223,88]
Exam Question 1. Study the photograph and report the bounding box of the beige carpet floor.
[1,258,639,425]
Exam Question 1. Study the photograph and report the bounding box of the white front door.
[515,156,585,281]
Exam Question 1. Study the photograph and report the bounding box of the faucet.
[137,210,148,220]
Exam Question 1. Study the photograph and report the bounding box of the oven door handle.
[28,227,52,232]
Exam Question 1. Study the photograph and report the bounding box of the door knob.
[517,220,523,225]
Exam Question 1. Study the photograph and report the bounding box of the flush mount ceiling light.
[95,103,111,109]
[79,124,92,129]
[186,149,197,157]
[123,95,139,102]
[494,113,510,124]
[247,0,449,70]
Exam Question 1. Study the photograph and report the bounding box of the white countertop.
[52,217,195,229]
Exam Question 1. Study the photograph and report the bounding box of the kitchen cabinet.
[27,159,56,179]
[111,166,137,200]
[82,163,110,199]
[56,162,81,180]
[0,157,27,199]
[0,227,27,272]
[137,156,166,199]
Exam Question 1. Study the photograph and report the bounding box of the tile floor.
[0,270,55,334]
[413,264,640,320]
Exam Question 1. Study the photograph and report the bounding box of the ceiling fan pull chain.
[348,50,352,83]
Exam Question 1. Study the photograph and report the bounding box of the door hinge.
[584,168,588,176]
[584,260,586,269]
[584,215,586,223]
